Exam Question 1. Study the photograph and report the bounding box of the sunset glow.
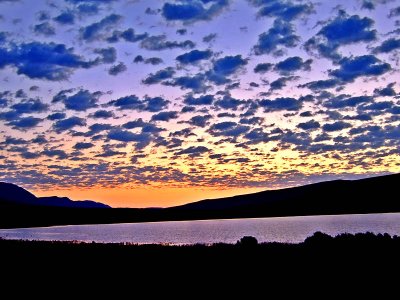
[0,0,399,207]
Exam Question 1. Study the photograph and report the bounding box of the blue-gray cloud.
[162,0,229,23]
[248,0,314,21]
[140,35,195,51]
[176,49,212,64]
[53,116,86,132]
[108,62,127,76]
[274,56,312,75]
[34,22,55,36]
[80,14,122,42]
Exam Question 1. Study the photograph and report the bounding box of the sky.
[0,0,399,208]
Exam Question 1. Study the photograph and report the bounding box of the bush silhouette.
[236,236,258,247]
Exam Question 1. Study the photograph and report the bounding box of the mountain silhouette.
[0,173,399,228]
[0,182,110,209]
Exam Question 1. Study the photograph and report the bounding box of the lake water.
[1,213,399,244]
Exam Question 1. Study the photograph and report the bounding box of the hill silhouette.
[0,182,110,209]
[0,173,399,228]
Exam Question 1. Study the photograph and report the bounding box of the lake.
[1,213,399,244]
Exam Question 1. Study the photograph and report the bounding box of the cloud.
[374,83,396,97]
[109,95,169,112]
[165,75,208,93]
[47,112,66,120]
[144,57,163,65]
[184,94,214,105]
[11,98,49,114]
[208,121,250,137]
[80,14,122,42]
[140,35,195,51]
[91,109,114,119]
[254,63,272,73]
[389,6,400,17]
[162,0,229,23]
[274,56,312,74]
[34,22,55,36]
[203,33,217,43]
[6,116,42,130]
[73,142,94,150]
[151,111,178,122]
[94,47,116,64]
[42,149,68,160]
[305,14,376,60]
[53,116,86,132]
[60,89,100,111]
[107,129,152,149]
[76,3,99,15]
[373,38,400,53]
[85,123,112,136]
[108,62,127,76]
[54,11,75,25]
[300,79,340,90]
[142,67,175,84]
[188,114,212,127]
[107,28,148,43]
[0,42,98,80]
[248,0,314,21]
[214,95,246,110]
[322,121,352,132]
[329,55,391,82]
[259,97,302,111]
[175,146,209,156]
[176,49,212,64]
[253,19,299,55]
[269,76,298,91]
[325,95,372,109]
[206,55,247,84]
[297,120,320,130]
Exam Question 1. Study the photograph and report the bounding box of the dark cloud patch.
[254,63,272,74]
[165,74,208,93]
[107,129,152,149]
[389,6,400,17]
[42,149,68,160]
[142,67,175,84]
[239,116,264,125]
[206,55,247,84]
[108,28,148,43]
[61,89,100,111]
[11,98,49,114]
[214,95,246,110]
[91,109,114,119]
[329,55,391,82]
[145,57,163,65]
[85,123,112,137]
[162,0,229,23]
[151,111,178,122]
[253,19,299,56]
[297,120,320,130]
[80,14,122,42]
[47,112,66,120]
[322,121,352,132]
[188,114,212,127]
[140,35,195,51]
[109,95,169,112]
[269,76,298,91]
[54,11,75,25]
[181,106,195,113]
[108,62,127,76]
[300,79,340,91]
[6,116,42,130]
[0,98,8,108]
[184,94,214,106]
[208,121,250,138]
[34,22,55,36]
[94,47,116,64]
[53,116,86,132]
[374,83,396,97]
[203,33,217,43]
[305,14,376,60]
[274,56,312,74]
[325,95,372,109]
[175,146,209,157]
[176,49,212,64]
[74,142,94,150]
[249,0,313,21]
[373,38,400,54]
[0,42,98,80]
[259,97,302,112]
[77,3,99,15]
[176,28,187,35]
[361,1,374,10]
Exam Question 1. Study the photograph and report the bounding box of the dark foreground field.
[2,232,400,276]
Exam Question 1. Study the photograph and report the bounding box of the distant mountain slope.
[0,182,110,208]
[169,173,400,216]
